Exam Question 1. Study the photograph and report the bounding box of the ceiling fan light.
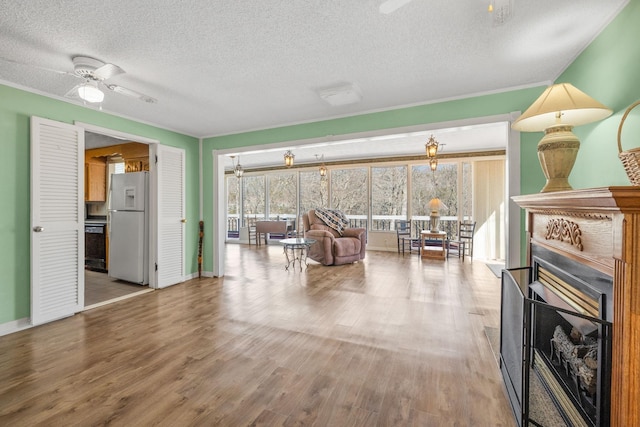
[78,82,104,103]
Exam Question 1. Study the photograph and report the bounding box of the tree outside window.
[299,170,328,215]
[371,165,407,231]
[242,175,265,225]
[331,167,368,228]
[268,173,297,220]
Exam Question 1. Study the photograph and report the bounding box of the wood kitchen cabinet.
[85,160,106,202]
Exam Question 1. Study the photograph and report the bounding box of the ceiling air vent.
[317,83,362,107]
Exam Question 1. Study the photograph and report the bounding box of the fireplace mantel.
[513,186,640,427]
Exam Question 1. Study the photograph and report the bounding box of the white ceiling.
[0,1,627,140]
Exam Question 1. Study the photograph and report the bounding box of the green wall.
[0,85,199,324]
[559,0,640,188]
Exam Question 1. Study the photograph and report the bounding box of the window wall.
[226,157,500,249]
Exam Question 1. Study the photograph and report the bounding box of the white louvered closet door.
[157,145,186,288]
[30,117,84,325]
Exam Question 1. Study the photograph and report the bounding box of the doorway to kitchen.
[81,125,157,309]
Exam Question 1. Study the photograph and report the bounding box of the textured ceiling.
[0,0,628,140]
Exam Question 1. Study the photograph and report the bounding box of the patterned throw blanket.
[314,208,350,236]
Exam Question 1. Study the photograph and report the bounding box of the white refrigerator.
[108,171,149,284]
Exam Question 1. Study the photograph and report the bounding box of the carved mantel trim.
[545,218,583,251]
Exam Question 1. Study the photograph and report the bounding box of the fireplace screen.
[501,265,612,427]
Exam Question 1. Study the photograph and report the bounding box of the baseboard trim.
[0,317,32,337]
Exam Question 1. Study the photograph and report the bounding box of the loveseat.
[302,209,366,266]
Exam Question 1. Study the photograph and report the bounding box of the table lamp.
[428,198,448,232]
[512,83,612,192]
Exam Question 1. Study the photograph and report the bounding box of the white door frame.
[211,114,522,275]
[75,122,160,289]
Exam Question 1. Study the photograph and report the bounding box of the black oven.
[85,223,107,272]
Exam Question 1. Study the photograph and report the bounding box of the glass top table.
[280,238,316,271]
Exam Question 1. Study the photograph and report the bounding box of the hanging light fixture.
[315,154,327,178]
[425,134,440,172]
[77,80,104,103]
[231,155,244,178]
[429,157,438,172]
[284,150,295,167]
[425,134,439,158]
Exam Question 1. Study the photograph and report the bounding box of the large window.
[242,175,265,225]
[299,171,328,214]
[411,163,458,237]
[226,176,240,236]
[268,173,297,219]
[331,167,368,228]
[371,165,407,231]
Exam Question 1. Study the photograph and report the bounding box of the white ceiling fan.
[0,55,156,104]
[66,56,157,104]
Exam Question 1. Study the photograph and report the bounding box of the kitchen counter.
[85,219,107,225]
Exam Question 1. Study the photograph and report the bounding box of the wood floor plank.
[0,245,514,426]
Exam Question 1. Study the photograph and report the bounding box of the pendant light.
[316,154,327,178]
[425,134,439,158]
[429,157,438,172]
[284,150,295,167]
[231,155,244,178]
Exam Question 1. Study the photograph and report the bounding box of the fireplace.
[509,187,640,427]
[501,245,613,426]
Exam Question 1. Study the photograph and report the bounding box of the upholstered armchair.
[302,209,366,266]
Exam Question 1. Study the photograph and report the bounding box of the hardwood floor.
[0,245,514,426]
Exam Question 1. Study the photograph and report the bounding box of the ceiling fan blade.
[0,56,73,76]
[105,84,157,104]
[379,0,414,14]
[93,63,125,80]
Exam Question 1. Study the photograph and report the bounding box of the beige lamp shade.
[428,198,447,232]
[512,83,612,132]
[428,198,448,212]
